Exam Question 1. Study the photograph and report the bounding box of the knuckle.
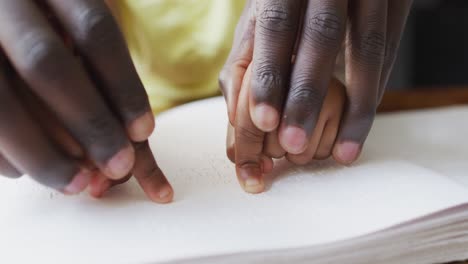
[139,162,161,181]
[236,125,263,144]
[304,11,344,50]
[351,30,386,66]
[289,78,326,113]
[76,7,119,50]
[18,33,68,80]
[258,4,296,35]
[133,141,147,152]
[253,61,282,97]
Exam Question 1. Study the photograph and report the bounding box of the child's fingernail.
[253,104,279,132]
[104,145,135,180]
[280,126,308,155]
[244,177,264,194]
[128,111,155,142]
[153,184,173,203]
[238,166,265,194]
[158,186,172,199]
[63,170,92,195]
[335,142,361,164]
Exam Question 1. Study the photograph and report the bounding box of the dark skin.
[220,0,413,184]
[0,0,173,203]
[226,64,345,193]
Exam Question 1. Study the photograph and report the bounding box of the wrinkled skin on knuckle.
[287,78,326,128]
[304,10,344,51]
[75,6,120,52]
[17,33,69,82]
[350,30,386,67]
[252,61,284,103]
[236,125,264,145]
[257,1,298,36]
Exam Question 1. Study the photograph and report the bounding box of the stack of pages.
[1,97,468,264]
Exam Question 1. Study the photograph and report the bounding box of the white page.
[365,106,468,187]
[1,97,468,264]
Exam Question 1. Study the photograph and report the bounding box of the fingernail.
[152,184,173,203]
[280,126,308,155]
[244,177,264,194]
[104,145,135,180]
[128,111,155,142]
[158,185,173,199]
[64,170,92,195]
[238,166,265,194]
[253,104,279,132]
[335,142,361,164]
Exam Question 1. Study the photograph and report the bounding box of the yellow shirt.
[113,0,245,113]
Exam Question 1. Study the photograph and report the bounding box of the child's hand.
[226,65,346,193]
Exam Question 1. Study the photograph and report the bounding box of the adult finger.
[219,0,255,124]
[280,0,347,154]
[334,0,387,165]
[378,0,413,102]
[13,75,86,160]
[250,0,304,132]
[0,66,90,193]
[0,0,134,180]
[235,66,267,194]
[286,110,325,165]
[47,0,155,142]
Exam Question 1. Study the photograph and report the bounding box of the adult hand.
[220,0,413,165]
[0,0,172,203]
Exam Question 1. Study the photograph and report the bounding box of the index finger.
[47,0,154,142]
[235,66,270,194]
[250,0,303,132]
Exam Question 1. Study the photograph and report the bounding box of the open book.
[1,97,468,264]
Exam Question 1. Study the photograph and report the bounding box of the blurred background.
[388,0,468,90]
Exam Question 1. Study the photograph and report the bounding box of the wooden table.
[379,87,468,113]
[379,88,468,264]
